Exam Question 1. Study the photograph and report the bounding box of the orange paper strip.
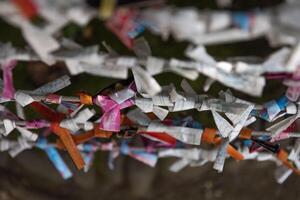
[51,123,85,170]
[202,128,217,144]
[227,144,244,160]
[239,128,252,139]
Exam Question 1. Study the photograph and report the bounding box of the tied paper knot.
[105,8,139,49]
[251,96,289,122]
[93,85,136,132]
[1,60,17,100]
[232,12,255,31]
[284,68,300,101]
[120,141,157,167]
[25,120,50,129]
[94,95,134,132]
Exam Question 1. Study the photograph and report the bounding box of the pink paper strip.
[1,60,17,99]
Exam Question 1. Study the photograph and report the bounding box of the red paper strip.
[30,102,65,122]
[11,0,38,19]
